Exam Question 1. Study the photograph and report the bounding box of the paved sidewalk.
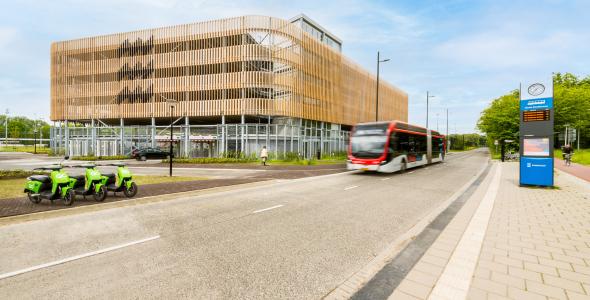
[387,162,590,300]
[555,158,590,182]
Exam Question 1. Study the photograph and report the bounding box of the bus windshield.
[351,135,387,158]
[350,123,389,159]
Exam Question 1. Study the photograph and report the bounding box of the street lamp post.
[426,92,435,129]
[163,97,177,177]
[375,51,390,122]
[4,109,8,145]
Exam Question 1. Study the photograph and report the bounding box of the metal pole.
[446,109,449,151]
[376,51,380,122]
[169,106,173,176]
[426,91,429,129]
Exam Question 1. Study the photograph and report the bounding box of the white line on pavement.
[0,235,160,281]
[380,177,392,181]
[429,165,502,300]
[252,205,284,214]
[344,185,359,190]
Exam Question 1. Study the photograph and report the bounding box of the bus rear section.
[347,121,445,173]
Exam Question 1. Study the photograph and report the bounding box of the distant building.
[50,15,408,158]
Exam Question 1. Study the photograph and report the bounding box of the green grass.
[0,178,28,199]
[0,146,50,154]
[132,175,207,185]
[555,149,590,165]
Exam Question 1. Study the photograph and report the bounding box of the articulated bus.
[347,121,446,173]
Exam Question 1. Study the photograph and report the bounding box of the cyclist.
[563,144,573,166]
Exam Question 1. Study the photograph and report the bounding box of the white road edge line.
[344,185,359,190]
[0,235,160,281]
[380,177,393,181]
[252,204,284,214]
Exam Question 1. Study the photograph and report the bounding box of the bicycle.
[564,153,573,166]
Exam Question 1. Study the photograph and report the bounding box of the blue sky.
[1,0,589,133]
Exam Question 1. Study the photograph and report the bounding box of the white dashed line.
[344,185,359,190]
[252,205,284,214]
[0,235,160,280]
[380,177,393,181]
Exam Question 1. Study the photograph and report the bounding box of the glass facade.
[290,15,342,52]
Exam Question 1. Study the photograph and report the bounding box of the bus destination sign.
[523,110,550,122]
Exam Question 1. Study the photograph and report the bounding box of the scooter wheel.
[124,182,138,198]
[27,192,42,204]
[63,190,75,206]
[94,186,107,202]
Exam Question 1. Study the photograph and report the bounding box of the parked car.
[133,147,171,161]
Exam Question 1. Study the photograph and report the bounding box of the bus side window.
[397,132,409,153]
[389,133,397,153]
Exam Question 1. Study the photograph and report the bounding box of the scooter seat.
[28,175,50,183]
[71,175,85,181]
[104,173,116,184]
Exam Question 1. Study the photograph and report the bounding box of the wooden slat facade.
[50,15,408,126]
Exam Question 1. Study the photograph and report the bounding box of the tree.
[478,73,590,149]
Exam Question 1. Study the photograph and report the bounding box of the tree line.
[0,115,51,143]
[477,73,590,149]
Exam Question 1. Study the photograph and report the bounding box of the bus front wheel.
[400,161,407,173]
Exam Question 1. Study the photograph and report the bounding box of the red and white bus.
[347,121,446,173]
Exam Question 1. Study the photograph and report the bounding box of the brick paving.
[388,162,590,300]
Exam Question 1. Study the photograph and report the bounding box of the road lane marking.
[380,177,392,181]
[252,204,283,214]
[0,235,160,281]
[408,171,414,174]
[344,185,359,190]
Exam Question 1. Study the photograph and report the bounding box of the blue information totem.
[519,79,554,187]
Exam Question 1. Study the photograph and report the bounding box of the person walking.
[260,146,268,166]
[563,144,573,166]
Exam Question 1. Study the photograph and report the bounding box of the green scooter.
[68,163,107,202]
[100,162,138,197]
[24,156,75,206]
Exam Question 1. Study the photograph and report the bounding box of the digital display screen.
[523,110,550,122]
[523,138,550,156]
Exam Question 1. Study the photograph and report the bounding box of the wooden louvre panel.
[50,15,408,125]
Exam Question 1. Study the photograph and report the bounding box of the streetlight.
[4,109,8,145]
[376,51,390,122]
[426,92,435,129]
[162,95,177,177]
[436,112,440,132]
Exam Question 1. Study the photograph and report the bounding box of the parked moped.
[24,156,75,206]
[100,162,138,197]
[68,163,107,201]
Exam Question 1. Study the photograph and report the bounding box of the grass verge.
[555,149,590,166]
[0,146,50,154]
[71,155,129,161]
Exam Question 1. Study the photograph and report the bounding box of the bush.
[71,155,129,161]
[0,169,47,179]
[166,157,257,164]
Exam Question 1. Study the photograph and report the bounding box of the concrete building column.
[240,114,245,154]
[119,118,124,156]
[91,119,96,156]
[184,116,189,157]
[64,120,69,156]
[151,117,156,148]
[221,114,225,156]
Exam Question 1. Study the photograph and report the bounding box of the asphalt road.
[0,150,488,299]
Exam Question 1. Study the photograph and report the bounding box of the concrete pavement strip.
[324,157,491,299]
